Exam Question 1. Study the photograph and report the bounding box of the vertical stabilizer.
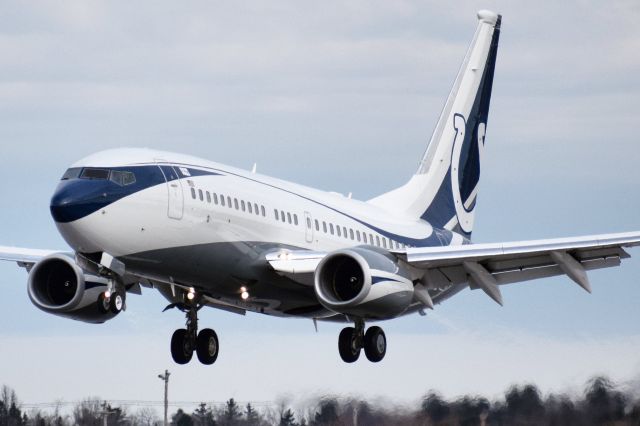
[369,11,501,240]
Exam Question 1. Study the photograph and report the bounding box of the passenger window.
[227,196,232,208]
[294,214,298,226]
[206,191,211,203]
[376,236,381,246]
[349,229,354,240]
[329,224,334,235]
[382,238,387,249]
[234,198,239,210]
[198,189,204,201]
[280,210,286,222]
[241,200,246,211]
[323,222,327,233]
[336,226,341,237]
[261,205,266,216]
[356,231,361,242]
[247,203,253,214]
[287,212,292,224]
[255,203,260,215]
[315,220,320,231]
[213,193,219,205]
[191,188,196,199]
[220,194,226,206]
[369,234,374,245]
[274,209,279,221]
[306,217,312,228]
[343,227,348,238]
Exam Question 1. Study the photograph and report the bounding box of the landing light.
[240,286,247,293]
[241,291,249,300]
[104,290,111,299]
[187,288,195,300]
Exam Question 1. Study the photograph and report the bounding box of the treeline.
[2,376,640,426]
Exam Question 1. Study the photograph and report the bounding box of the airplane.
[1,10,639,365]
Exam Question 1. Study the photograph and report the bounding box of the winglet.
[550,251,592,293]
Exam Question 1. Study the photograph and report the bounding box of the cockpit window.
[60,168,82,180]
[80,168,110,180]
[109,170,136,186]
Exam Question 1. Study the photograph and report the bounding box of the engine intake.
[27,254,118,323]
[318,254,366,303]
[314,247,414,320]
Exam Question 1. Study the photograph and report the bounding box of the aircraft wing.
[267,231,640,305]
[403,231,640,305]
[0,246,60,269]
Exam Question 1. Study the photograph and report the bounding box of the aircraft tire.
[364,326,386,362]
[109,292,124,314]
[338,327,360,363]
[196,328,219,365]
[97,293,110,314]
[171,328,193,364]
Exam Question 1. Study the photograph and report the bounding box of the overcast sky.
[1,0,640,416]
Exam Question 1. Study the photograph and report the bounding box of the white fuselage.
[52,148,465,317]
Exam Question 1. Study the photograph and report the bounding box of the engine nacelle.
[27,254,119,323]
[314,247,414,320]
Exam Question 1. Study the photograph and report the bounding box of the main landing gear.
[166,302,219,365]
[338,319,386,363]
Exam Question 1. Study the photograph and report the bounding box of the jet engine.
[314,247,414,319]
[27,253,120,323]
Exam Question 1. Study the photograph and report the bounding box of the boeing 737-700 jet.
[1,10,639,365]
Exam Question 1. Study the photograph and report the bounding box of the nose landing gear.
[338,319,386,363]
[166,301,220,365]
[97,280,125,315]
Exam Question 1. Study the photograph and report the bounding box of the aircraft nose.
[50,184,83,223]
[49,181,109,223]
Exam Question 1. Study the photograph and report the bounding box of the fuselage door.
[155,160,184,220]
[304,211,314,243]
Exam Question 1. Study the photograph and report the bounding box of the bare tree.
[130,407,159,426]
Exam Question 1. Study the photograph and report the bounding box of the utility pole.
[98,401,113,426]
[157,370,170,426]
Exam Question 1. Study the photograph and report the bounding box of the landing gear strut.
[167,301,219,365]
[338,319,386,363]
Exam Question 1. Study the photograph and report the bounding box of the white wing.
[0,246,61,269]
[404,231,640,305]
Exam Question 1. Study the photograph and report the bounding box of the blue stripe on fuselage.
[144,161,465,247]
